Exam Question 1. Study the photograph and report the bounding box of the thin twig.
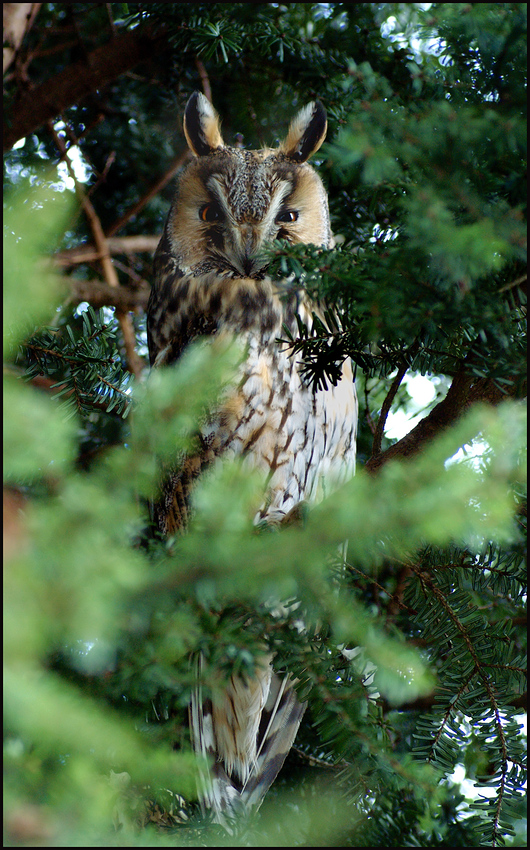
[86,150,116,199]
[345,561,414,616]
[55,235,160,266]
[370,339,420,460]
[371,360,408,458]
[47,120,144,378]
[498,273,527,292]
[364,379,377,436]
[106,3,117,35]
[105,150,189,237]
[53,233,162,268]
[194,56,212,102]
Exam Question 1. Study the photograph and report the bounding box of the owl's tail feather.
[190,660,306,829]
[241,672,306,811]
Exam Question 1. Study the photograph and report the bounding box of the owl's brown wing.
[147,236,227,535]
[146,257,297,535]
[148,232,220,369]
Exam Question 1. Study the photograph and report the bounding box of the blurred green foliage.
[3,3,527,846]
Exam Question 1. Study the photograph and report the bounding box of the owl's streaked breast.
[147,95,356,526]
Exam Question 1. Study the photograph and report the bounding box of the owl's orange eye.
[200,202,222,222]
[276,209,299,224]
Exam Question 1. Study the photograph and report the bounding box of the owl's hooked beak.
[235,223,268,278]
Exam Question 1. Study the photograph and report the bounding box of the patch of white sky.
[384,372,439,440]
[385,372,494,465]
[379,3,447,63]
[12,118,92,190]
[383,374,494,472]
[447,712,527,806]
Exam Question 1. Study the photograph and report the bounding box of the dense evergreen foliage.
[4,4,526,846]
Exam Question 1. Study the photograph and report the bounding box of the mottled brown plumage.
[147,92,357,824]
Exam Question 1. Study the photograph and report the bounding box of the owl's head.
[164,92,332,278]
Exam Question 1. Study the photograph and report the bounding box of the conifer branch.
[22,307,133,418]
[414,566,512,847]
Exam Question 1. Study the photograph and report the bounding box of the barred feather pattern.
[147,93,357,824]
[149,274,355,823]
[148,268,357,533]
[190,657,306,827]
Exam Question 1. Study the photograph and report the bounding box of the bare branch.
[54,235,160,267]
[194,56,212,102]
[364,380,377,437]
[365,366,516,474]
[3,24,168,151]
[498,273,527,293]
[69,278,149,312]
[48,121,144,378]
[371,360,408,458]
[105,150,190,237]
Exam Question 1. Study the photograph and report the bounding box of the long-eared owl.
[147,93,357,822]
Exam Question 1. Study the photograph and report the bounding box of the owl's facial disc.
[169,145,331,281]
[200,170,298,278]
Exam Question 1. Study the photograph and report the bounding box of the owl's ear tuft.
[280,101,327,162]
[184,92,225,157]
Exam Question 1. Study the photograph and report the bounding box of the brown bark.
[365,367,516,474]
[54,235,161,267]
[48,122,144,378]
[70,278,150,312]
[3,486,28,561]
[371,358,409,458]
[3,25,168,151]
[105,150,190,237]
